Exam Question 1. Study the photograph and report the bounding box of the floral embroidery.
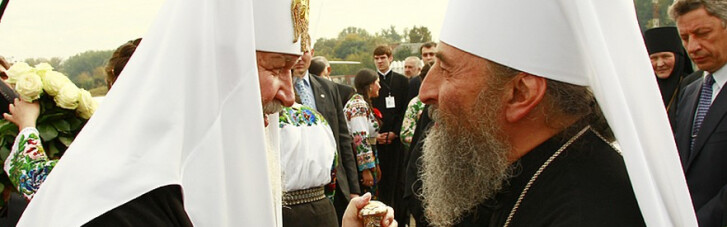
[5,128,57,200]
[278,104,329,128]
[400,97,425,150]
[343,94,380,198]
[352,131,376,170]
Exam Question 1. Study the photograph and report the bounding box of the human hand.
[375,166,382,182]
[3,98,40,130]
[361,169,374,187]
[376,133,389,144]
[342,193,397,227]
[386,132,398,141]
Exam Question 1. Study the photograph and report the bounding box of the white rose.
[34,63,54,77]
[14,72,43,102]
[5,62,33,84]
[55,83,80,109]
[76,89,98,119]
[42,71,72,97]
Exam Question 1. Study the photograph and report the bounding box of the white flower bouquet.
[0,62,98,190]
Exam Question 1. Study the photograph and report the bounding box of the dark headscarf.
[644,27,694,110]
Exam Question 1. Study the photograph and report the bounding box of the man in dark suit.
[309,56,355,106]
[371,45,409,225]
[670,1,727,226]
[292,50,360,224]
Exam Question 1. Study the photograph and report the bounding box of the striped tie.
[690,74,716,152]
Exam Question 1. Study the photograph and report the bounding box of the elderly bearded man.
[413,0,670,226]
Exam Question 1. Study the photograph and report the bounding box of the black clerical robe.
[84,185,192,227]
[456,126,645,227]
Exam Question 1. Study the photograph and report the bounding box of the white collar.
[705,65,727,90]
[377,68,392,76]
[295,71,311,85]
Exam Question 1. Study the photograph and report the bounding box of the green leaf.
[68,117,82,131]
[0,120,18,135]
[51,119,71,133]
[37,112,65,124]
[0,145,9,161]
[37,124,59,141]
[58,136,73,147]
[47,141,60,158]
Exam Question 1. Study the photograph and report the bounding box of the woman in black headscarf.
[644,26,697,123]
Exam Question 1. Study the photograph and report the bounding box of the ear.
[311,49,315,56]
[503,73,546,123]
[388,55,394,62]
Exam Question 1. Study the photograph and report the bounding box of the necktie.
[690,74,716,152]
[295,78,315,109]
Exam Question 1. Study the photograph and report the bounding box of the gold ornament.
[291,0,311,52]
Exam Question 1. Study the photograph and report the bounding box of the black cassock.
[84,185,192,227]
[456,125,645,227]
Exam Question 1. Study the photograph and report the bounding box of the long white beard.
[264,113,283,227]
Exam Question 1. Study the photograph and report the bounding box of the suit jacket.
[408,76,422,101]
[336,83,355,107]
[674,70,727,226]
[309,74,361,199]
[372,70,409,136]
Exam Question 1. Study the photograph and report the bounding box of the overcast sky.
[0,0,448,61]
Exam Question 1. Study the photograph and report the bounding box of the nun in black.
[644,26,697,123]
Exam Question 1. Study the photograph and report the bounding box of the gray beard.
[420,90,514,226]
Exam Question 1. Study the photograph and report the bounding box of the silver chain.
[502,126,592,227]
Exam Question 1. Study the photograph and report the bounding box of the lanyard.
[379,72,394,96]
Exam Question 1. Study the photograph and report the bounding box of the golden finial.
[292,0,311,52]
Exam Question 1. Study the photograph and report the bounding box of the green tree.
[394,46,413,61]
[58,50,113,89]
[377,25,403,43]
[334,34,369,60]
[407,26,432,43]
[338,27,371,39]
[633,0,676,32]
[22,57,62,69]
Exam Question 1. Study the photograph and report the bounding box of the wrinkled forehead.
[257,51,300,67]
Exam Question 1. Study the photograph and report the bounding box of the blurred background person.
[343,69,382,201]
[310,55,355,107]
[643,26,697,125]
[419,42,437,66]
[403,56,422,79]
[400,64,431,151]
[370,46,408,223]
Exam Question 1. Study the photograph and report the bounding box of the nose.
[419,65,441,105]
[685,38,702,56]
[276,72,295,107]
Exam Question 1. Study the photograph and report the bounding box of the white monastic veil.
[441,0,696,226]
[18,0,279,226]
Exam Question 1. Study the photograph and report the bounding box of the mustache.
[263,99,283,115]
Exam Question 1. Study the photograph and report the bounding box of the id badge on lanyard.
[385,95,395,109]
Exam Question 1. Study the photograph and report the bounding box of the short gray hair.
[485,60,613,141]
[669,0,727,26]
[405,56,424,68]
